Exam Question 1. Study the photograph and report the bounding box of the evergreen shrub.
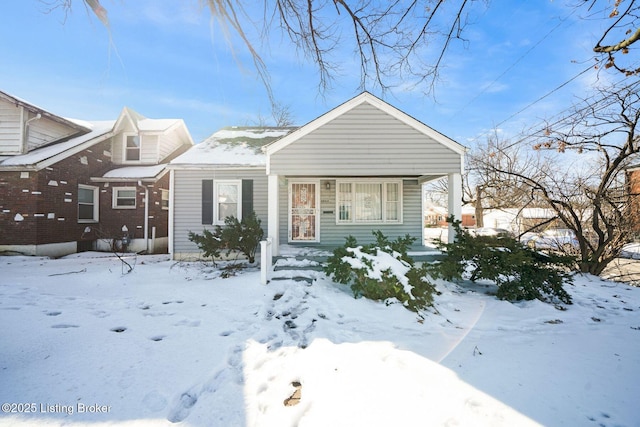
[430,217,573,304]
[324,231,437,312]
[188,212,264,265]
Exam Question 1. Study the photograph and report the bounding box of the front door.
[289,182,319,242]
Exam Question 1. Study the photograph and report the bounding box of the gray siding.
[279,178,423,247]
[269,103,461,176]
[172,168,268,255]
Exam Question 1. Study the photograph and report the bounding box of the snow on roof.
[171,126,296,166]
[0,120,115,167]
[100,164,166,180]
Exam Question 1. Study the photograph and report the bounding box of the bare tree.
[589,0,640,76]
[478,80,640,275]
[464,135,536,228]
[271,102,295,127]
[250,102,295,127]
[44,1,640,95]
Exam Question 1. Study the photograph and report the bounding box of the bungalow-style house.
[169,92,466,260]
[0,90,193,257]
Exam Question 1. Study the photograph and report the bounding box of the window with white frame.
[113,187,137,209]
[215,181,241,223]
[124,134,141,161]
[78,184,99,222]
[161,189,169,210]
[337,180,402,224]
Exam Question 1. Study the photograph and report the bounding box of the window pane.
[218,184,238,203]
[126,135,140,148]
[218,202,237,221]
[386,183,399,221]
[217,183,239,221]
[78,188,94,203]
[338,183,352,221]
[355,183,382,221]
[79,204,94,220]
[161,190,169,209]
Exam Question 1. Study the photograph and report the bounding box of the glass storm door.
[289,182,318,242]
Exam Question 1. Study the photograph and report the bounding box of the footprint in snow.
[45,311,62,316]
[51,324,79,329]
[142,391,168,412]
[167,392,198,423]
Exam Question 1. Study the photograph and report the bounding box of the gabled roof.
[264,91,466,156]
[0,89,91,134]
[170,126,296,168]
[114,107,192,140]
[0,121,115,170]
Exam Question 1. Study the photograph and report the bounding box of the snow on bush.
[324,232,436,312]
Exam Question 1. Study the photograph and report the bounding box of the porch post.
[268,174,280,256]
[448,172,462,243]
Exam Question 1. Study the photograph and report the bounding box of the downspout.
[23,113,42,153]
[139,180,149,253]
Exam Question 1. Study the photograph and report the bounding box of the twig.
[48,268,86,276]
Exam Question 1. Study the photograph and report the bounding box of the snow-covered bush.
[324,232,437,312]
[430,218,573,304]
[188,212,264,265]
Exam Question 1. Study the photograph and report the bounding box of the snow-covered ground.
[0,252,639,427]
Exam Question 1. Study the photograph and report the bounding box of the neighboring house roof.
[115,107,192,140]
[0,89,91,134]
[170,126,296,168]
[264,91,466,157]
[0,120,115,170]
[92,164,168,182]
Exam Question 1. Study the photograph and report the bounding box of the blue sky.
[0,1,615,144]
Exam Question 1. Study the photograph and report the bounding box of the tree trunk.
[475,186,484,228]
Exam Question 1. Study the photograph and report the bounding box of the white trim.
[335,178,403,225]
[168,170,175,255]
[214,180,242,225]
[265,92,466,157]
[288,180,321,243]
[112,186,137,209]
[448,172,462,243]
[268,175,280,255]
[78,184,99,223]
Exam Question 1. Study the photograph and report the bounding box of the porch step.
[270,256,326,284]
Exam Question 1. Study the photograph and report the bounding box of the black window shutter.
[242,179,253,219]
[202,179,213,224]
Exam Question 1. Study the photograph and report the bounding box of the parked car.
[474,227,513,238]
[521,229,579,253]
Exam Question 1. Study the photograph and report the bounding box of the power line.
[457,7,579,115]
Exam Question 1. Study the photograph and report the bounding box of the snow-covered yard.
[0,252,639,426]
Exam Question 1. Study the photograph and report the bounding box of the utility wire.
[457,8,579,115]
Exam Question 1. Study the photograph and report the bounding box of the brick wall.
[0,139,114,246]
[98,173,170,242]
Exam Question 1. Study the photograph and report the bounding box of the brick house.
[0,90,193,256]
